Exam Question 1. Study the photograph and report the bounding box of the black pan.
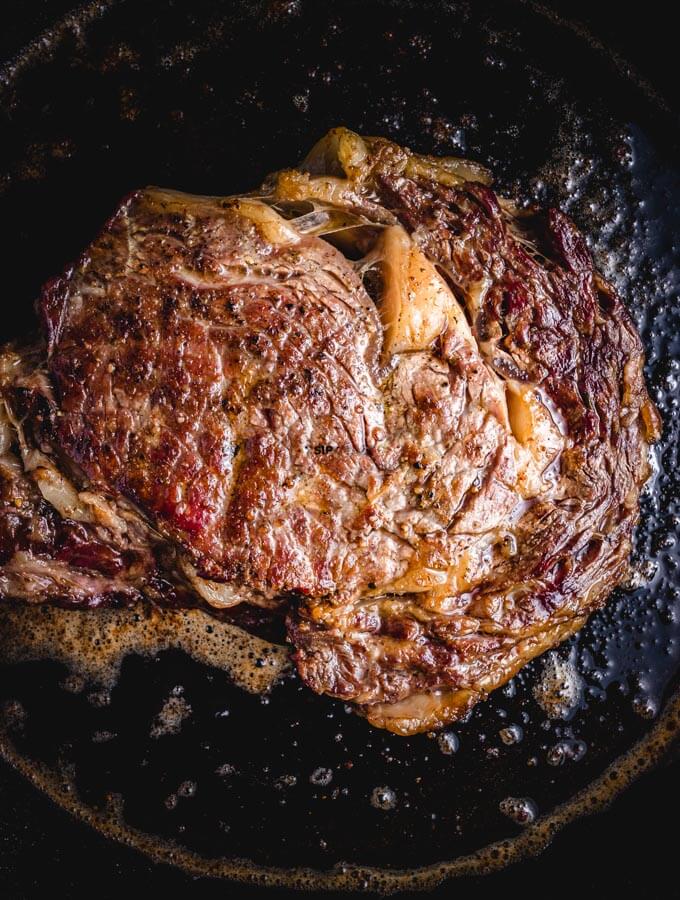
[1,0,679,893]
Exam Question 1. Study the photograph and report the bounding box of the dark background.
[1,2,679,897]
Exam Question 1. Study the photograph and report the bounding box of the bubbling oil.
[0,602,290,696]
[532,652,584,720]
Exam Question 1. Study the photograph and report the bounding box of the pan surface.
[1,0,679,891]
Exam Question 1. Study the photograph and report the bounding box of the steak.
[0,128,660,734]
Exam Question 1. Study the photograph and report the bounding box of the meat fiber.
[0,128,660,734]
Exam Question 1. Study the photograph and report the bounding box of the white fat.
[181,559,244,609]
[232,198,301,245]
[302,127,370,180]
[31,464,92,521]
[405,154,492,187]
[506,382,564,499]
[23,454,129,537]
[378,225,473,356]
[376,566,449,595]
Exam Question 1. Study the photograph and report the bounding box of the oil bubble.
[533,652,583,720]
[499,796,538,825]
[370,786,397,811]
[437,731,460,755]
[310,767,333,787]
[499,725,523,745]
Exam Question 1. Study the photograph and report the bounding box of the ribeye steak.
[0,129,660,734]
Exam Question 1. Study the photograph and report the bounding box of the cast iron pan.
[1,0,679,892]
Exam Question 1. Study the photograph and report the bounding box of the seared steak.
[0,129,660,734]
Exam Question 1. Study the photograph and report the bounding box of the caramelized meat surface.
[0,129,660,733]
